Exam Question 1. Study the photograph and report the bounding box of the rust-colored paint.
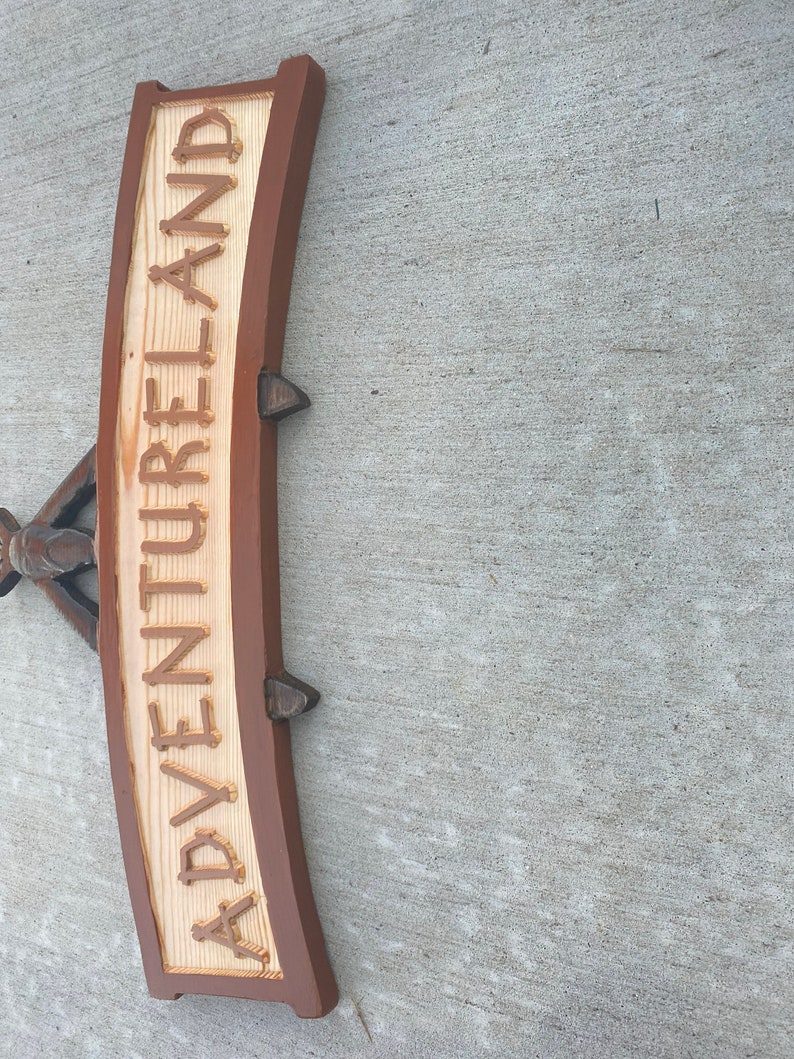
[96,56,337,1017]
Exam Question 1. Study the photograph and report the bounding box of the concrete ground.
[0,1,791,1056]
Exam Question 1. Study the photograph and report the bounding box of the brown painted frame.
[97,55,337,1017]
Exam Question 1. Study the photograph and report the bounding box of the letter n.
[160,174,236,237]
[142,624,211,684]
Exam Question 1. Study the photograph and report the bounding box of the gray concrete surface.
[0,1,791,1056]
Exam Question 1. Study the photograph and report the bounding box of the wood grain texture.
[115,90,278,978]
[0,0,792,1056]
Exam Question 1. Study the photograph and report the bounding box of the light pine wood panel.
[115,92,279,976]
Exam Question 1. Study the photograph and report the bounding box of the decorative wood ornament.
[2,56,336,1017]
[0,447,98,647]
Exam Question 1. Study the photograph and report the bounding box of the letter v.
[161,761,238,827]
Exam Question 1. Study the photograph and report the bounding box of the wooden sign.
[0,56,336,1017]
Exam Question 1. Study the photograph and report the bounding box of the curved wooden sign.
[94,56,336,1016]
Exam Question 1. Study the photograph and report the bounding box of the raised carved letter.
[161,760,237,827]
[178,828,245,886]
[160,174,237,237]
[139,562,205,610]
[191,892,269,965]
[143,377,214,428]
[144,317,215,368]
[139,439,209,487]
[172,108,243,164]
[141,624,211,685]
[139,502,207,554]
[148,243,224,309]
[148,696,221,751]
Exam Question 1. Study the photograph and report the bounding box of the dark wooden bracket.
[266,671,320,720]
[0,446,98,649]
[258,371,311,421]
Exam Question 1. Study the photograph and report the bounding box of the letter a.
[148,243,223,309]
[191,892,269,964]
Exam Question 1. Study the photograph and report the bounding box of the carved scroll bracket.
[0,446,98,648]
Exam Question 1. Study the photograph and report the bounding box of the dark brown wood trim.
[96,56,336,1017]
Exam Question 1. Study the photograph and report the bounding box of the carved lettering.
[178,828,245,886]
[160,173,236,237]
[139,562,205,610]
[139,502,207,554]
[116,89,282,972]
[148,696,221,750]
[161,760,237,827]
[139,439,209,487]
[191,892,269,964]
[172,108,243,164]
[143,376,214,427]
[142,623,211,685]
[148,243,224,309]
[145,318,215,368]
